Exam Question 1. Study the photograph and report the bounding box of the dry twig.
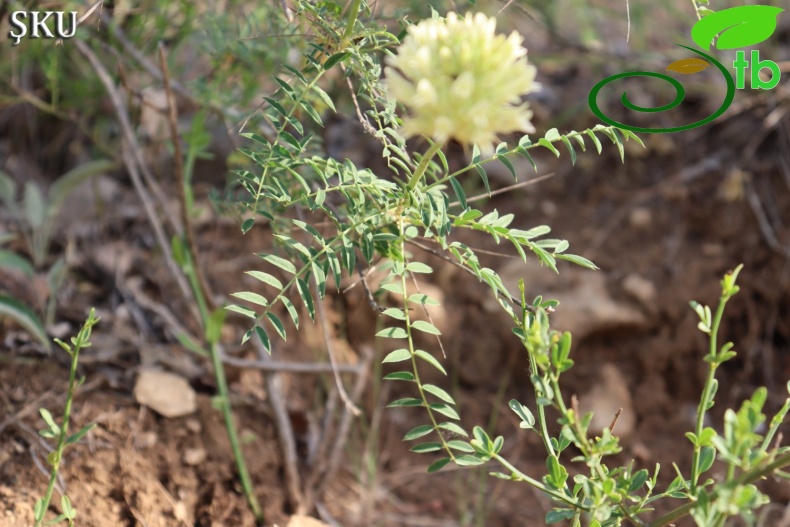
[157,43,216,310]
[74,40,198,323]
[251,337,305,510]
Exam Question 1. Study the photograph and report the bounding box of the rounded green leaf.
[387,398,423,408]
[414,350,447,375]
[382,348,411,363]
[376,327,408,339]
[438,422,468,437]
[0,295,50,352]
[429,403,460,420]
[407,294,440,306]
[383,371,415,381]
[423,384,455,404]
[427,457,452,473]
[404,425,433,441]
[382,308,406,321]
[245,271,283,290]
[410,442,442,453]
[447,440,475,452]
[411,320,441,335]
[509,399,536,429]
[455,455,485,466]
[406,262,433,274]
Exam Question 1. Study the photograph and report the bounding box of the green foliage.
[498,266,790,527]
[226,2,790,525]
[33,309,99,527]
[0,162,113,331]
[0,293,50,352]
[0,161,115,267]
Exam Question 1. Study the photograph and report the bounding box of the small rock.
[133,369,197,418]
[135,431,158,449]
[173,501,188,522]
[702,243,724,257]
[540,200,557,217]
[183,447,207,466]
[494,260,647,341]
[185,418,201,433]
[578,363,636,439]
[622,274,657,308]
[629,208,652,229]
[46,322,72,339]
[631,441,652,461]
[286,515,331,527]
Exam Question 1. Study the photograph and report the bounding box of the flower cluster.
[385,12,539,153]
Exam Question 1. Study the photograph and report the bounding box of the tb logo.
[589,5,784,133]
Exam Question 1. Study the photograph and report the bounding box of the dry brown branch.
[448,172,555,207]
[221,355,361,373]
[74,40,198,322]
[408,272,447,358]
[314,289,361,415]
[251,337,305,510]
[746,183,790,259]
[157,43,216,311]
[318,344,374,494]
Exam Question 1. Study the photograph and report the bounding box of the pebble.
[578,363,636,439]
[183,447,207,465]
[622,273,657,307]
[133,369,197,418]
[286,515,331,527]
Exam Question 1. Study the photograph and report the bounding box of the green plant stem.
[184,255,210,324]
[690,0,703,20]
[761,398,790,452]
[179,198,260,520]
[398,220,456,459]
[423,127,616,193]
[691,298,727,489]
[340,0,363,50]
[407,141,443,190]
[548,374,644,526]
[529,354,559,461]
[34,313,97,527]
[251,70,327,213]
[647,451,790,527]
[179,229,258,518]
[35,358,78,527]
[208,341,264,523]
[491,453,584,510]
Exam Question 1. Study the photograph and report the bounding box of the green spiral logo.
[588,45,735,133]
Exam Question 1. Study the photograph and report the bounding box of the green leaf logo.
[691,5,784,51]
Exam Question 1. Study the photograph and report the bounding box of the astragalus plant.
[227,3,790,525]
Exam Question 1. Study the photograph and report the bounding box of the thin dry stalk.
[252,338,306,510]
[157,43,216,310]
[74,40,198,323]
[222,355,360,373]
[318,345,374,493]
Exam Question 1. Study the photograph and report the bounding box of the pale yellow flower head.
[385,12,539,153]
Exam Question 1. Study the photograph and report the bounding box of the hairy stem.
[407,141,443,190]
[208,339,263,522]
[648,451,790,527]
[34,312,98,527]
[691,297,727,489]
